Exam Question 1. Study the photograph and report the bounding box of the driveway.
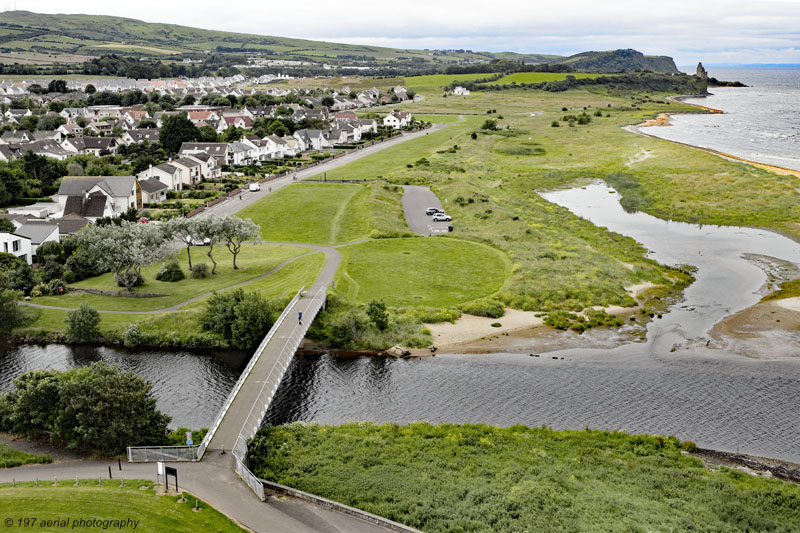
[401,185,451,236]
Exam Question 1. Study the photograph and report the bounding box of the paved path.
[401,185,450,236]
[0,452,387,533]
[202,124,448,219]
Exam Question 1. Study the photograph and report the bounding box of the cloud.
[19,0,800,64]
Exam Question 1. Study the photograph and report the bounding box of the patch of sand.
[625,149,655,166]
[639,113,672,127]
[427,308,544,349]
[625,282,657,298]
[774,297,800,312]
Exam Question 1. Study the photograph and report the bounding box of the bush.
[122,323,145,348]
[366,300,389,331]
[0,252,25,272]
[551,121,560,127]
[115,270,144,290]
[65,303,101,344]
[199,289,283,349]
[0,362,170,455]
[166,427,208,446]
[0,289,36,334]
[191,263,210,279]
[45,278,66,296]
[40,259,65,283]
[65,250,102,282]
[155,259,185,282]
[459,299,505,318]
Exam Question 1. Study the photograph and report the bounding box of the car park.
[432,213,452,222]
[426,207,443,215]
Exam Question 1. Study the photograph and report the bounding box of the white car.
[432,213,451,222]
[248,183,261,192]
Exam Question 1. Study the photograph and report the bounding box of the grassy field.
[16,252,325,346]
[237,182,411,244]
[32,244,308,312]
[403,73,495,90]
[488,72,603,85]
[0,443,51,468]
[0,480,243,532]
[250,422,800,533]
[334,238,510,307]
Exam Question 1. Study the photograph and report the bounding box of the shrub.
[65,250,102,282]
[470,132,477,140]
[155,259,185,282]
[200,289,283,349]
[191,263,210,279]
[40,259,65,283]
[411,307,461,323]
[0,289,36,334]
[366,300,389,331]
[459,299,505,318]
[115,270,144,290]
[0,252,25,272]
[490,322,502,327]
[551,121,560,127]
[45,278,66,296]
[122,323,145,348]
[65,303,101,344]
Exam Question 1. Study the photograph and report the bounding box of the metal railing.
[127,445,199,463]
[196,287,306,460]
[233,435,265,501]
[235,286,327,442]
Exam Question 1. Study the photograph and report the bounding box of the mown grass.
[250,422,800,533]
[0,480,244,532]
[237,183,371,245]
[0,443,52,468]
[403,72,495,90]
[15,253,325,346]
[32,244,308,312]
[334,238,509,307]
[488,72,603,85]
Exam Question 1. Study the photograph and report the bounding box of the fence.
[233,435,265,501]
[196,287,305,460]
[127,445,198,463]
[235,286,327,442]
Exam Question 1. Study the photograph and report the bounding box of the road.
[401,185,451,236]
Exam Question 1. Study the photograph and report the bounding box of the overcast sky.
[14,0,800,66]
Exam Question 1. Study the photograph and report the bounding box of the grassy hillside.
[0,11,556,67]
[556,49,679,73]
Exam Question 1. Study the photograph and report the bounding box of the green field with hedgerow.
[250,422,800,533]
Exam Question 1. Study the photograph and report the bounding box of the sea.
[642,67,800,170]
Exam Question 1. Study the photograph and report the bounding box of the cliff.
[556,49,680,74]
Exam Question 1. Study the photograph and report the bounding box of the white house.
[383,110,412,129]
[453,86,471,96]
[138,163,184,191]
[15,223,59,258]
[293,129,326,151]
[0,232,32,264]
[138,178,169,204]
[56,176,141,220]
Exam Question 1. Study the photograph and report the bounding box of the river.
[1,184,799,461]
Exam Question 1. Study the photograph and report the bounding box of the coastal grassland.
[31,244,309,312]
[334,238,510,307]
[237,183,370,244]
[249,422,800,533]
[0,443,51,468]
[14,253,325,347]
[0,480,244,532]
[488,72,603,85]
[318,90,694,313]
[403,73,495,90]
[412,114,465,123]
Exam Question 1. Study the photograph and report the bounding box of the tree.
[72,221,170,291]
[321,96,335,108]
[193,216,225,275]
[0,362,171,454]
[0,289,35,334]
[65,303,100,343]
[159,114,199,154]
[366,300,389,331]
[138,119,157,129]
[220,125,243,143]
[164,217,199,271]
[0,218,14,232]
[197,124,218,142]
[47,79,68,94]
[481,119,498,131]
[221,216,260,269]
[200,289,281,349]
[266,119,290,137]
[85,84,96,95]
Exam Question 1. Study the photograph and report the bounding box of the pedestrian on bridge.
[298,311,303,325]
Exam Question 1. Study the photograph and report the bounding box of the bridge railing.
[196,287,306,460]
[235,286,327,443]
[233,435,265,501]
[127,445,198,463]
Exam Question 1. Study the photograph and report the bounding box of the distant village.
[0,75,420,265]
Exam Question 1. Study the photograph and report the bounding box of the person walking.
[298,311,303,325]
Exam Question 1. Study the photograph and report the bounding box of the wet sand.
[710,298,800,359]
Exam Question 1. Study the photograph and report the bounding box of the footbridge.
[127,245,341,499]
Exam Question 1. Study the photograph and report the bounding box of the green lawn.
[237,183,372,245]
[403,72,495,91]
[0,480,243,532]
[250,422,800,533]
[0,443,51,468]
[334,238,510,307]
[32,244,307,312]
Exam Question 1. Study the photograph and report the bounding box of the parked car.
[249,182,261,192]
[432,213,452,222]
[426,207,443,215]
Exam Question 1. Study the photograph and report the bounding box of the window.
[12,239,20,252]
[3,242,7,253]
